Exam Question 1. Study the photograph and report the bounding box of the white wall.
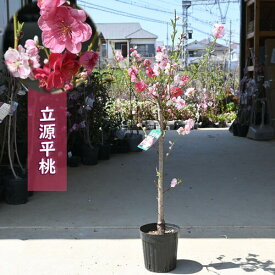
[106,40,129,59]
[130,39,156,45]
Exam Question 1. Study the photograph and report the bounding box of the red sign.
[28,89,67,191]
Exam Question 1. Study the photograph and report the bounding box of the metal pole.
[166,22,168,48]
[229,19,232,72]
[182,1,191,68]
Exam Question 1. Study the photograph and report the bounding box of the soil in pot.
[81,144,99,165]
[98,144,111,160]
[140,223,180,273]
[4,176,28,205]
[125,133,143,152]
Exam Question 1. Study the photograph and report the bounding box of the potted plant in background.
[112,48,143,152]
[122,15,225,272]
[0,68,28,204]
[3,1,98,196]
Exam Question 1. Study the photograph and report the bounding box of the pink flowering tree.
[115,17,225,234]
[3,1,99,179]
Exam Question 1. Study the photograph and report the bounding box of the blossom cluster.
[122,45,193,119]
[4,0,98,92]
[4,38,40,79]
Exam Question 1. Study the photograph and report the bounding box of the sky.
[78,0,240,47]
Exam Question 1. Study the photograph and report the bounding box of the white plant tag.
[0,103,11,123]
[271,48,275,64]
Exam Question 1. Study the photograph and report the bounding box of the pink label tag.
[28,89,67,191]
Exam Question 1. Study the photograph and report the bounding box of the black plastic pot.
[98,144,111,160]
[68,155,81,167]
[4,177,28,205]
[81,144,99,165]
[238,124,249,137]
[174,121,185,130]
[111,139,129,154]
[0,178,4,202]
[140,223,180,273]
[125,133,143,152]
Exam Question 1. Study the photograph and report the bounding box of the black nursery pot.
[67,155,81,167]
[111,139,129,154]
[98,144,111,160]
[238,124,249,137]
[81,144,99,165]
[4,177,28,205]
[140,223,180,273]
[125,133,143,152]
[0,178,4,202]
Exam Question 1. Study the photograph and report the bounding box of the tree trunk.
[157,106,165,234]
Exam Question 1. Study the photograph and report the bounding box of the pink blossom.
[199,102,208,111]
[143,59,151,67]
[148,84,158,97]
[131,50,142,61]
[4,47,31,79]
[174,74,190,86]
[79,51,99,73]
[115,51,124,62]
[24,39,40,70]
[135,81,147,92]
[177,127,185,135]
[64,83,73,91]
[170,178,178,188]
[38,6,92,53]
[131,50,138,57]
[37,0,66,19]
[155,51,169,70]
[185,87,196,97]
[25,39,39,56]
[213,24,225,38]
[153,64,160,76]
[184,119,195,134]
[177,119,194,135]
[156,46,166,53]
[128,66,138,82]
[175,97,186,110]
[146,66,156,78]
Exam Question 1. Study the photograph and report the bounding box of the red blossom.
[135,81,147,92]
[170,87,183,98]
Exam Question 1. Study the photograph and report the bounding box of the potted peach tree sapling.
[124,16,225,272]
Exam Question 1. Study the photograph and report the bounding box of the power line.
[78,0,238,44]
[113,0,216,28]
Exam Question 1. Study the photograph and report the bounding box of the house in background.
[187,39,229,67]
[96,23,158,66]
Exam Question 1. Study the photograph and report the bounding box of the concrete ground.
[0,129,274,274]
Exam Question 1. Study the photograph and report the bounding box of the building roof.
[187,39,228,51]
[96,23,158,40]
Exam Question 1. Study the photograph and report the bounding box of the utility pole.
[182,1,191,69]
[229,19,232,72]
[166,22,169,48]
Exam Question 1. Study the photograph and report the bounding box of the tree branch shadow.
[170,253,275,274]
